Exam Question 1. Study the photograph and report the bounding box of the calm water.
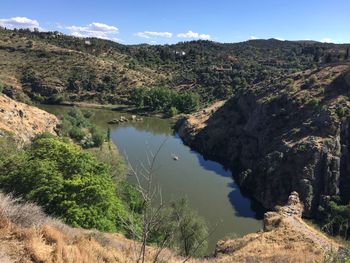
[41,105,262,252]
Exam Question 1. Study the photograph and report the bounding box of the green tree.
[0,137,127,231]
[170,198,209,257]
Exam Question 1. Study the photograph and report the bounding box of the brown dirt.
[0,94,59,143]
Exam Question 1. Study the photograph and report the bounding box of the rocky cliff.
[178,65,350,217]
[0,94,59,143]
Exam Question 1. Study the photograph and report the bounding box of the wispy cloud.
[0,17,41,30]
[135,31,172,39]
[177,30,211,40]
[66,22,119,39]
[321,37,332,43]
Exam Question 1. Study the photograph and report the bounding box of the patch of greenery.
[58,108,105,148]
[318,195,350,241]
[307,98,321,107]
[147,197,209,257]
[0,137,127,231]
[133,86,200,114]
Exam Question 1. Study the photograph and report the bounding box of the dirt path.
[285,216,339,252]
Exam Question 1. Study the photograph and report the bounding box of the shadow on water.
[181,134,265,220]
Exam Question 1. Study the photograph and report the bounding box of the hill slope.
[1,191,344,263]
[0,94,58,143]
[0,28,349,105]
[178,64,350,232]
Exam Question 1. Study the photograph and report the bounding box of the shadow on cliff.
[193,150,265,220]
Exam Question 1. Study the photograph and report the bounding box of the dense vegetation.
[58,107,105,148]
[133,86,200,115]
[319,196,350,239]
[0,136,128,231]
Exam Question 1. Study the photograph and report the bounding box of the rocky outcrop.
[0,95,59,143]
[215,192,342,263]
[178,65,350,217]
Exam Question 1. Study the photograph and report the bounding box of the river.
[41,105,263,252]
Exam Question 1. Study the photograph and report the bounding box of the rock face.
[214,192,341,262]
[0,95,59,143]
[178,65,350,217]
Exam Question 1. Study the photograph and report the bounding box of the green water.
[41,105,263,252]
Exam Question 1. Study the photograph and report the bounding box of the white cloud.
[275,37,285,41]
[66,22,119,40]
[135,31,172,39]
[177,30,211,40]
[249,36,258,40]
[321,37,332,43]
[0,17,40,30]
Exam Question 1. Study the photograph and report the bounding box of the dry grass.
[0,193,51,227]
[0,192,189,263]
[0,250,13,263]
[0,192,340,262]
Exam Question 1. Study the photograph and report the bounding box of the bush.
[0,137,127,231]
[148,198,209,257]
[91,126,105,147]
[0,82,3,93]
[59,108,105,148]
[68,126,85,141]
[307,98,321,107]
[169,198,208,257]
[318,195,350,240]
[167,106,178,117]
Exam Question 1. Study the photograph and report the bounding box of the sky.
[0,0,349,45]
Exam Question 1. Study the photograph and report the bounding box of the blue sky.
[0,0,349,44]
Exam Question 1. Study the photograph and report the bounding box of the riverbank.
[58,101,173,119]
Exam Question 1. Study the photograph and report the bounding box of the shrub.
[146,197,208,257]
[169,198,208,257]
[90,126,105,147]
[68,126,85,141]
[0,137,127,231]
[307,98,321,107]
[59,108,105,148]
[0,82,3,93]
[167,106,178,117]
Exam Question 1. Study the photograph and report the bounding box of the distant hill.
[0,27,349,105]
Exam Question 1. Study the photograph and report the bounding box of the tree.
[170,198,209,257]
[0,137,127,231]
[121,141,211,262]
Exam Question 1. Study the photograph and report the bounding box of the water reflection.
[41,104,263,252]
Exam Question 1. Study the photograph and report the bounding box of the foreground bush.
[0,137,126,231]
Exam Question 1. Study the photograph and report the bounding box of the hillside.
[1,191,344,263]
[178,64,350,238]
[0,94,58,143]
[0,28,349,105]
